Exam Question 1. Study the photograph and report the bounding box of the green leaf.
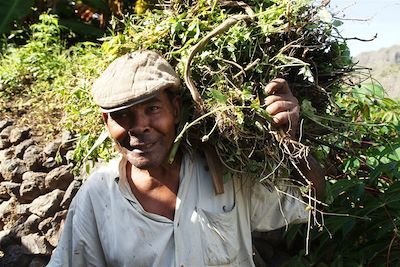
[0,0,34,35]
[210,89,227,104]
[332,19,343,27]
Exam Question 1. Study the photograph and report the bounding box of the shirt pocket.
[196,207,239,266]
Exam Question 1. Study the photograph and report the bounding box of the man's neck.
[125,154,182,220]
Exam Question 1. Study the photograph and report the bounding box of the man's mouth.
[132,142,156,151]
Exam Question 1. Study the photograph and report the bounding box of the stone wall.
[0,119,294,267]
[0,120,81,267]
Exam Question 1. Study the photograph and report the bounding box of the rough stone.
[43,139,62,157]
[9,127,30,145]
[38,217,52,233]
[0,119,13,132]
[38,210,66,235]
[61,180,81,209]
[12,213,42,238]
[45,227,60,248]
[23,214,42,235]
[0,229,15,247]
[11,214,31,238]
[0,181,20,199]
[42,157,58,170]
[44,210,67,247]
[0,182,10,199]
[29,189,64,218]
[61,130,73,145]
[0,138,11,150]
[29,257,50,267]
[0,244,31,267]
[21,233,53,255]
[45,165,74,191]
[0,158,28,182]
[20,171,47,203]
[23,145,44,171]
[0,123,83,265]
[0,125,13,139]
[14,138,35,158]
[0,197,18,230]
[15,204,30,215]
[0,147,14,162]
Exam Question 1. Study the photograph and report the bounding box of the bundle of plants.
[102,0,354,184]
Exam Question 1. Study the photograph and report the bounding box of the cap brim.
[100,94,156,113]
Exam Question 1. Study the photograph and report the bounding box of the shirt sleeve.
[46,183,107,267]
[249,181,308,232]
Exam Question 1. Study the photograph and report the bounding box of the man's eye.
[110,112,128,120]
[149,106,161,112]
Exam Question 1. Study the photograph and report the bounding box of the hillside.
[355,44,400,99]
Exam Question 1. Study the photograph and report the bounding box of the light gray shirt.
[47,152,307,267]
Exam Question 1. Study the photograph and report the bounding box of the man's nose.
[128,112,150,134]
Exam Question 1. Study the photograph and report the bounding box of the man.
[48,50,324,267]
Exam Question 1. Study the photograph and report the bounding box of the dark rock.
[0,229,16,247]
[42,157,58,170]
[38,210,66,236]
[0,125,13,139]
[60,180,81,209]
[0,197,18,229]
[23,145,44,171]
[20,172,47,203]
[0,120,13,132]
[0,147,14,163]
[45,226,60,248]
[29,256,50,267]
[61,130,74,154]
[28,189,64,218]
[0,244,31,267]
[0,158,28,182]
[44,210,67,247]
[24,214,42,234]
[21,233,53,255]
[43,140,62,157]
[9,127,30,145]
[15,139,35,158]
[0,138,11,150]
[16,204,30,215]
[0,182,10,199]
[0,181,20,199]
[37,217,52,233]
[13,213,41,238]
[45,165,74,191]
[61,131,73,145]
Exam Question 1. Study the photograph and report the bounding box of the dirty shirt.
[47,152,308,267]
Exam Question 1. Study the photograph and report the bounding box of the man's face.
[103,90,181,170]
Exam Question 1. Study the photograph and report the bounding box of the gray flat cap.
[92,50,180,112]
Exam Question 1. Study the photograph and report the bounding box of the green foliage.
[97,0,354,181]
[0,14,67,98]
[0,14,114,168]
[285,82,400,266]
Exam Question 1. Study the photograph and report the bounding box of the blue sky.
[328,0,400,55]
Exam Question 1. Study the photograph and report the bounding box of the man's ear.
[172,96,182,124]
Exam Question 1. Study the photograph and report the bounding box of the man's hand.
[264,78,299,137]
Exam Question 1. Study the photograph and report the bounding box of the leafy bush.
[284,83,400,266]
[0,14,114,165]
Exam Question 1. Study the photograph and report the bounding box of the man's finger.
[265,100,296,116]
[265,78,291,95]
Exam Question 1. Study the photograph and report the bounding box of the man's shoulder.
[80,158,120,192]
